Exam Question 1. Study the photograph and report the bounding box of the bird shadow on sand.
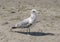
[14,31,54,36]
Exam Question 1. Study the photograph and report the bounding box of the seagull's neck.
[30,13,36,19]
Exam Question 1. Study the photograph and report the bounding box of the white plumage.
[12,9,38,29]
[12,9,38,33]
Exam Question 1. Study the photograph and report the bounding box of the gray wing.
[16,20,32,28]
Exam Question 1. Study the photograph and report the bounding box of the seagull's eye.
[33,11,35,13]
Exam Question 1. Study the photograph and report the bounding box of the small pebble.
[2,22,9,25]
[11,11,16,13]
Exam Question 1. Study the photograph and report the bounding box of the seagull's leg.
[29,27,30,34]
[27,28,30,34]
[27,28,28,34]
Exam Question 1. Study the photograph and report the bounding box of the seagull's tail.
[12,26,17,29]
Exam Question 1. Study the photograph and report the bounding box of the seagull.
[12,9,38,33]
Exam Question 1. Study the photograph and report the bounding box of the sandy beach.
[0,0,60,42]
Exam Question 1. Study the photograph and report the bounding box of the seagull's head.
[31,9,38,14]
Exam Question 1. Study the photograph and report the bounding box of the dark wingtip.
[12,27,17,29]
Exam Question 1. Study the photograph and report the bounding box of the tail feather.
[12,26,17,29]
